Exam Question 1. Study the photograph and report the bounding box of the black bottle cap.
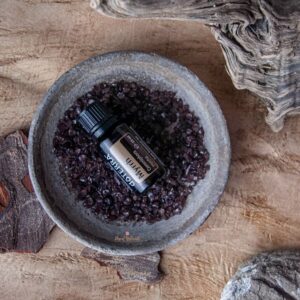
[77,101,118,139]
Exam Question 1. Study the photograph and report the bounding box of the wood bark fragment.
[0,182,10,212]
[19,130,29,146]
[0,131,55,253]
[221,250,300,300]
[22,174,34,193]
[91,0,300,132]
[82,247,164,283]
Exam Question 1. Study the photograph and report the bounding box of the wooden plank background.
[0,1,300,299]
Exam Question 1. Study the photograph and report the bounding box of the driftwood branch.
[91,0,300,131]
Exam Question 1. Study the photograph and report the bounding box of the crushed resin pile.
[53,81,209,223]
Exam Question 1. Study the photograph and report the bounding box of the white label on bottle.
[109,133,158,184]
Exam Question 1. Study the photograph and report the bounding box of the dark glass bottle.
[77,101,165,193]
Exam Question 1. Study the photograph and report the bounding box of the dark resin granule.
[53,81,209,223]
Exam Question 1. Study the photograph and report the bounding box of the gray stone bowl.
[28,51,230,255]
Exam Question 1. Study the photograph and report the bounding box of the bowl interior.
[29,52,230,255]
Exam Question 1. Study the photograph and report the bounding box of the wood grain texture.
[92,0,300,132]
[0,131,55,252]
[0,1,300,299]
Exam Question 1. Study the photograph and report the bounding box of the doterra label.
[108,133,158,184]
[104,152,135,187]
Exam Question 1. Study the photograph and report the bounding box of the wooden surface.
[0,0,300,299]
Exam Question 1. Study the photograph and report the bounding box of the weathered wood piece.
[82,248,164,283]
[92,0,300,132]
[221,250,300,300]
[0,131,55,253]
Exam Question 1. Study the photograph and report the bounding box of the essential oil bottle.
[77,101,165,193]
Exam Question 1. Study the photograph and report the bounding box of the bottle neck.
[91,116,119,141]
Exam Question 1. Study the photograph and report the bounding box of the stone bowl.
[28,51,230,255]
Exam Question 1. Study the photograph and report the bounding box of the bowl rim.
[28,50,231,255]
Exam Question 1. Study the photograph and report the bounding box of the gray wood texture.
[92,0,300,132]
[0,131,55,252]
[221,250,300,300]
[82,248,164,283]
